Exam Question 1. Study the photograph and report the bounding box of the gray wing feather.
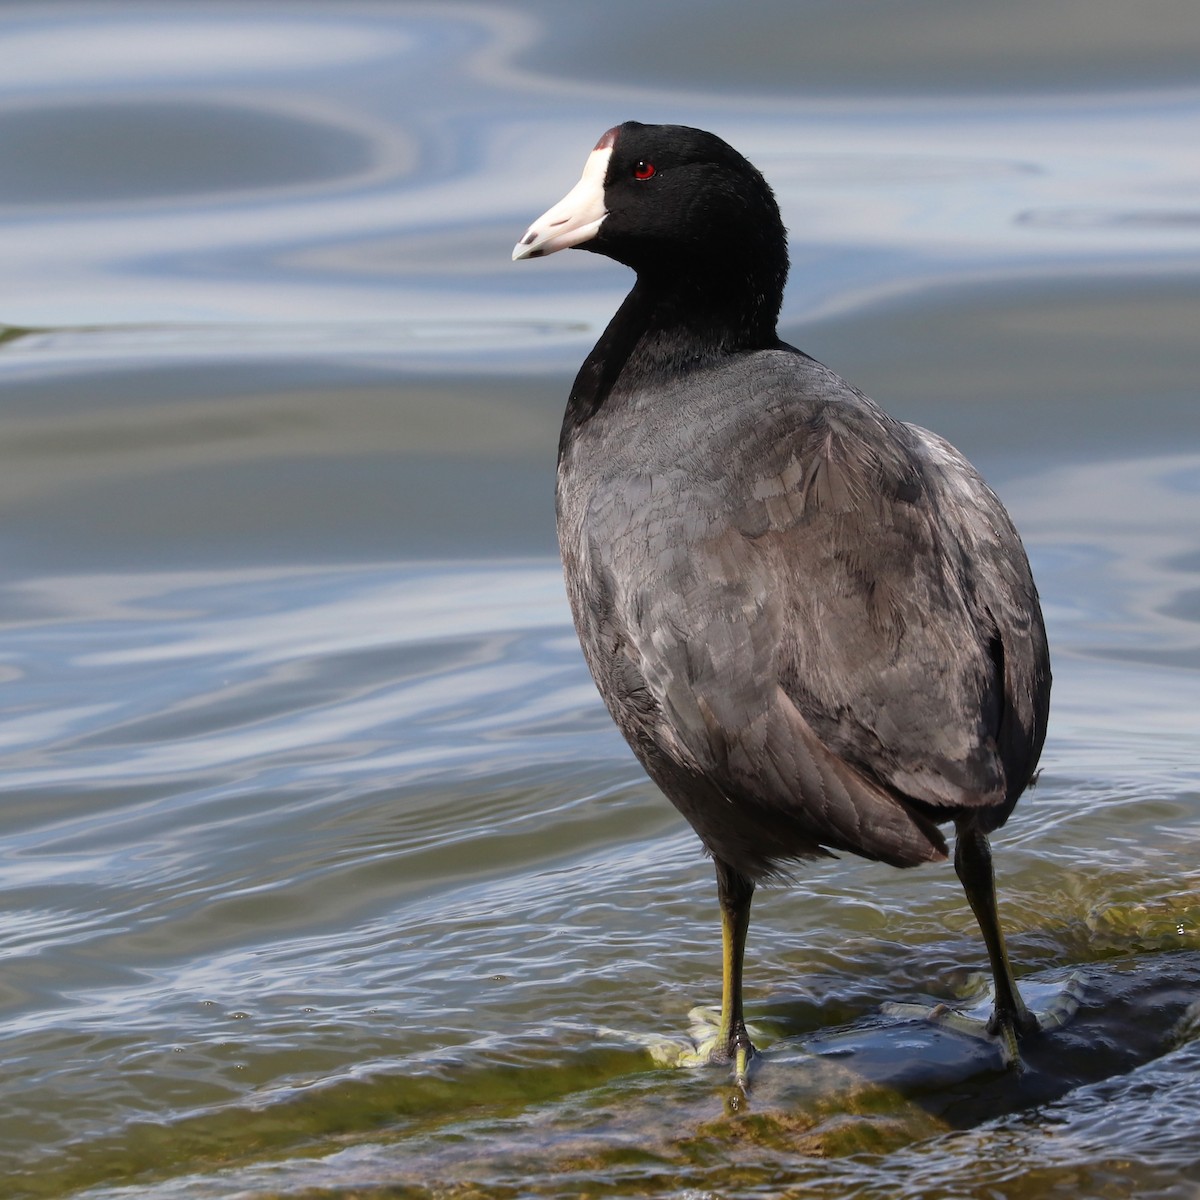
[560,350,1049,877]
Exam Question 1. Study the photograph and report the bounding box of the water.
[0,2,1198,1197]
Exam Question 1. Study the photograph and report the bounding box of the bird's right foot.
[882,973,1083,1068]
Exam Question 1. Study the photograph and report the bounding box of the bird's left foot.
[645,1006,762,1087]
[882,973,1083,1068]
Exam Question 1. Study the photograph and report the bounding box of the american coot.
[513,121,1051,1085]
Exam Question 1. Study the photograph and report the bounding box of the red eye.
[632,160,656,180]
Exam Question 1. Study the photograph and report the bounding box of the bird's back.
[557,345,1049,880]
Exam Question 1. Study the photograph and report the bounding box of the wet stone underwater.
[0,2,1199,1198]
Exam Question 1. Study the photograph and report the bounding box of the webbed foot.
[643,1006,762,1087]
[881,973,1083,1068]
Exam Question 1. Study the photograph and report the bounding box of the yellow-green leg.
[954,820,1037,1065]
[715,858,755,1086]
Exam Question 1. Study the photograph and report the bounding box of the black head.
[595,122,786,277]
[514,122,789,337]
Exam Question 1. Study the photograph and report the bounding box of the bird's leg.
[714,858,755,1085]
[885,821,1078,1061]
[954,820,1037,1065]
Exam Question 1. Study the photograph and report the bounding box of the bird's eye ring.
[632,161,656,180]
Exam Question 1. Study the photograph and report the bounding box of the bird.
[512,121,1051,1085]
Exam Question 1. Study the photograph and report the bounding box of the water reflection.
[0,14,415,88]
[0,99,390,207]
[0,6,1198,333]
[1021,454,1200,665]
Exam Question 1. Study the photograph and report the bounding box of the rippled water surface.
[1,3,1199,1197]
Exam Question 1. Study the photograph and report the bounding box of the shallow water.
[1,3,1198,1198]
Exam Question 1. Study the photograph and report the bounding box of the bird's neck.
[558,263,784,462]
